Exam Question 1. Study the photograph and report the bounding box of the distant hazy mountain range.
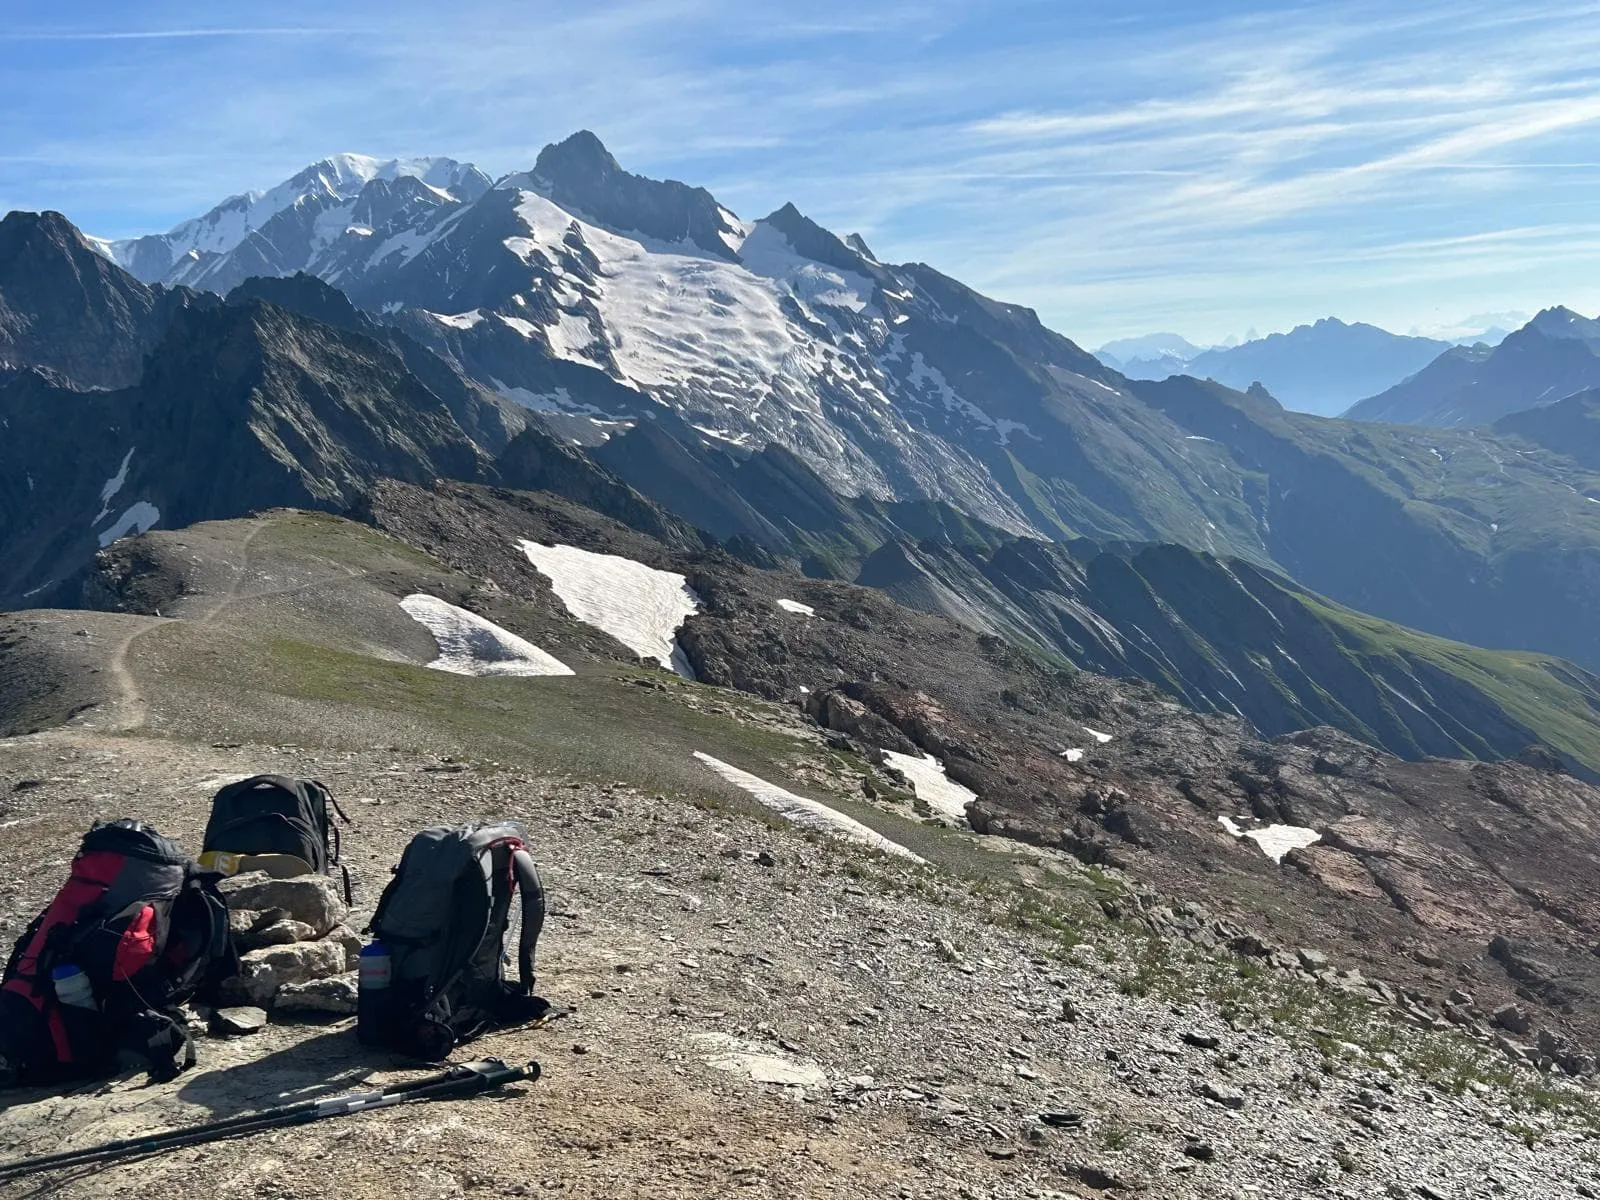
[1344,307,1600,427]
[1097,318,1509,417]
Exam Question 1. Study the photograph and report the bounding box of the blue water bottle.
[51,964,97,1010]
[357,940,393,1047]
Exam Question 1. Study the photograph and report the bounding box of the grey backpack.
[367,823,547,1060]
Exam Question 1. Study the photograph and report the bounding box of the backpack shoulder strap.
[510,848,545,993]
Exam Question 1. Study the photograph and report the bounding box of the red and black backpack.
[0,820,235,1086]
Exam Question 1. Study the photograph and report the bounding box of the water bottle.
[51,964,97,1010]
[357,940,393,1047]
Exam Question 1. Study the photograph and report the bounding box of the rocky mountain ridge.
[1347,306,1600,427]
[62,136,1600,683]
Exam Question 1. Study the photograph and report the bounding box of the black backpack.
[366,823,548,1060]
[0,820,235,1086]
[201,775,352,901]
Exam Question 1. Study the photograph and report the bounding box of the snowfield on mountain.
[400,592,574,676]
[517,539,699,676]
[879,749,976,825]
[692,752,925,862]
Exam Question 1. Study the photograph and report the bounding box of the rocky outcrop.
[216,874,356,1012]
[0,210,205,389]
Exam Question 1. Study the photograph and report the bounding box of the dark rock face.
[1494,387,1600,473]
[0,298,493,608]
[0,211,204,389]
[226,273,527,454]
[528,130,742,259]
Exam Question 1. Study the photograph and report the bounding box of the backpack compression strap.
[510,849,545,993]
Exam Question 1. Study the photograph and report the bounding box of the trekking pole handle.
[453,1058,540,1089]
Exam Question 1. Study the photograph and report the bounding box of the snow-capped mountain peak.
[97,154,490,287]
[86,132,1121,535]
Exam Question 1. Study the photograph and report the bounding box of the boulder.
[212,1006,268,1035]
[1492,1003,1535,1036]
[219,940,348,1007]
[275,975,359,1015]
[1297,948,1329,972]
[1197,1080,1246,1109]
[326,923,364,969]
[219,873,346,936]
[1537,1029,1597,1077]
[242,919,318,949]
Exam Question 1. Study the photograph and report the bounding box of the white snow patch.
[994,418,1034,446]
[94,447,135,523]
[432,309,484,330]
[1059,748,1085,763]
[1083,726,1113,743]
[1218,815,1321,863]
[499,314,539,338]
[546,311,599,358]
[776,598,815,616]
[97,501,159,547]
[694,752,924,862]
[518,540,699,677]
[880,750,976,824]
[400,594,573,677]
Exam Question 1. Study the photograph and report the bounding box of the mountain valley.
[3,127,1600,1197]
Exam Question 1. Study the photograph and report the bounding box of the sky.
[4,0,1600,348]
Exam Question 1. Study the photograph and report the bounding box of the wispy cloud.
[0,28,345,40]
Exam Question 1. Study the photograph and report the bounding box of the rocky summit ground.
[0,731,1595,1200]
[0,505,1596,1197]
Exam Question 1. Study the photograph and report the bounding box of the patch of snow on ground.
[776,598,815,616]
[94,447,135,524]
[98,501,159,547]
[1059,748,1085,763]
[1218,815,1321,863]
[694,752,924,862]
[1083,726,1113,743]
[880,750,976,824]
[400,594,573,677]
[518,540,699,677]
[432,310,484,330]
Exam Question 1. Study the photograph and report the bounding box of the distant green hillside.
[857,535,1600,780]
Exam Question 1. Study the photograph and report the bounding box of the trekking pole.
[0,1058,538,1182]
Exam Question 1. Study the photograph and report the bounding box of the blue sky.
[4,0,1600,347]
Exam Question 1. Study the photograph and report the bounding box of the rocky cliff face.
[0,211,204,389]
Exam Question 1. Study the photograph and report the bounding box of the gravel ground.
[0,729,1595,1200]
